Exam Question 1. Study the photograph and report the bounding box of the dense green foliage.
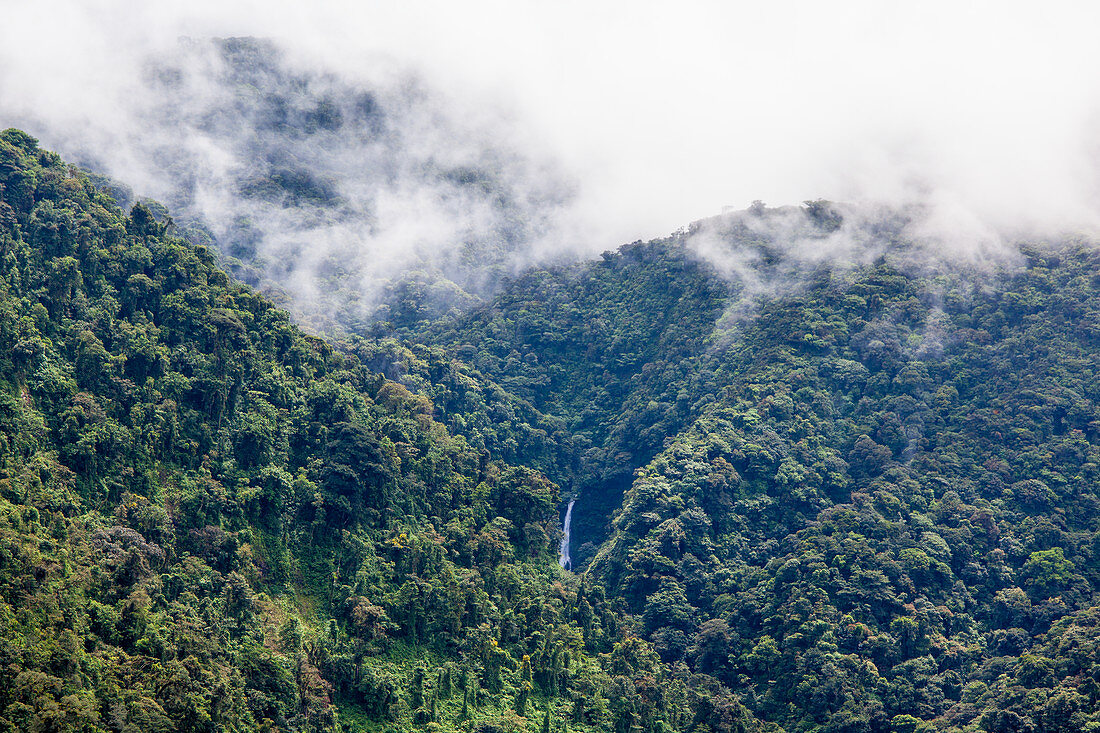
[409,240,733,561]
[0,130,706,733]
[8,125,1100,733]
[411,209,1100,732]
[586,246,1100,731]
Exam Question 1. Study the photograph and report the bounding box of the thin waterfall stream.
[559,499,576,570]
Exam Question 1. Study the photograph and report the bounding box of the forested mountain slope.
[8,124,1100,733]
[408,238,735,563]
[413,208,1100,732]
[587,240,1100,731]
[0,129,741,733]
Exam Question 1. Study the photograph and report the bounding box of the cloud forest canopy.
[5,125,1100,733]
[16,37,575,337]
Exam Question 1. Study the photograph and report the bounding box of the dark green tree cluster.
[12,121,1100,733]
[407,203,1100,731]
[411,238,735,559]
[0,130,730,733]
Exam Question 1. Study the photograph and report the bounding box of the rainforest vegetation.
[5,122,1100,733]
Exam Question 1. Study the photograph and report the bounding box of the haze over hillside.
[5,3,1100,733]
[5,1,1100,334]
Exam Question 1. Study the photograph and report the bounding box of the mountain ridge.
[6,127,1100,732]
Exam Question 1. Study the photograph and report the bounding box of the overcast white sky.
[3,0,1100,249]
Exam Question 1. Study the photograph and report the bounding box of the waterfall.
[558,499,576,570]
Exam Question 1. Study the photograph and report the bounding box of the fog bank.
[4,1,1100,326]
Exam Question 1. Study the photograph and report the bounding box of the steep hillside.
[410,238,734,561]
[415,207,1100,732]
[9,124,1100,733]
[0,130,732,733]
[586,240,1100,730]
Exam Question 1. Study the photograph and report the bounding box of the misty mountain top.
[10,122,1100,732]
[5,33,1089,342]
[11,36,577,335]
[685,199,1029,298]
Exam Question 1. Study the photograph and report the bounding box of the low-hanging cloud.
[683,199,1024,334]
[1,26,579,332]
[4,0,1100,329]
